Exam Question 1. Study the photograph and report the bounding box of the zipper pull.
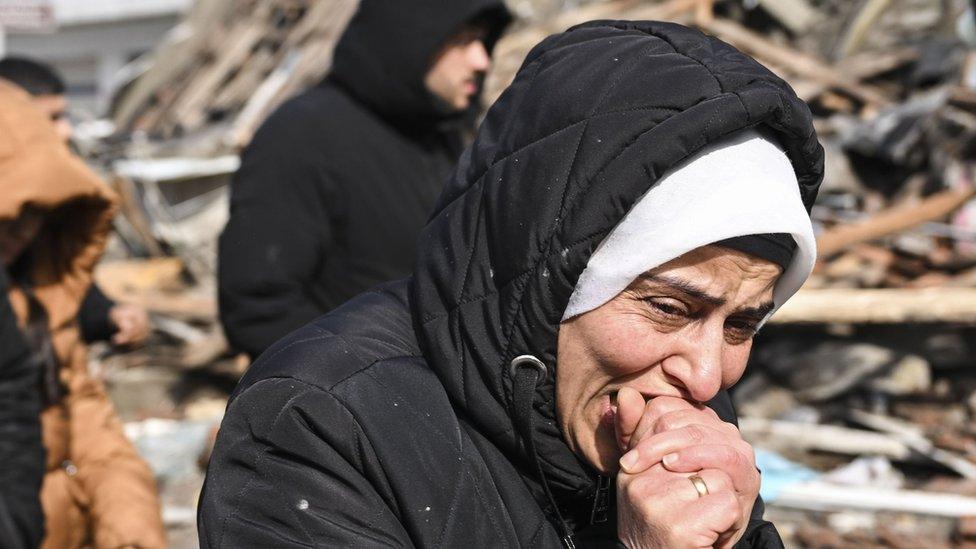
[590,475,611,524]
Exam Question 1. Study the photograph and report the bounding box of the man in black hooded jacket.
[0,264,44,549]
[217,0,512,358]
[200,21,824,547]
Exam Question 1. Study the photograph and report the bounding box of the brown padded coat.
[0,80,165,549]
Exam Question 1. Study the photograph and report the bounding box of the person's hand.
[614,388,759,548]
[617,460,742,548]
[109,303,151,346]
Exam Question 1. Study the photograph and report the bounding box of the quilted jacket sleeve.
[198,378,413,548]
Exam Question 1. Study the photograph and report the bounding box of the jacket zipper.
[590,474,611,525]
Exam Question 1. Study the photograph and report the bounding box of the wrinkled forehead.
[628,245,782,304]
[658,243,782,279]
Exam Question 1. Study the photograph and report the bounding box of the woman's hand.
[617,460,743,548]
[614,388,759,548]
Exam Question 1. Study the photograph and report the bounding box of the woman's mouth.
[599,392,617,429]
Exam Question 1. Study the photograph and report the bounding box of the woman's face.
[555,245,781,472]
[0,208,45,265]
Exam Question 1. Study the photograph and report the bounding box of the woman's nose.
[660,328,725,403]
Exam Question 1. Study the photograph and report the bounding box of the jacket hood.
[0,80,116,328]
[330,0,512,123]
[410,21,823,505]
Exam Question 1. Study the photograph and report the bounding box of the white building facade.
[2,0,191,116]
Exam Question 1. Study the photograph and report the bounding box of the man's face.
[424,24,492,111]
[555,245,781,472]
[0,208,45,265]
[34,94,72,143]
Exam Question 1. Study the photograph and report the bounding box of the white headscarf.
[562,129,816,321]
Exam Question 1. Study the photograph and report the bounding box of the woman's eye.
[646,299,687,317]
[724,320,759,343]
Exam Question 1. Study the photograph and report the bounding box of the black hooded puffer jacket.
[218,0,511,358]
[200,21,823,547]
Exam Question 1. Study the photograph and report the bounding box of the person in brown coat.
[0,56,152,348]
[0,80,165,548]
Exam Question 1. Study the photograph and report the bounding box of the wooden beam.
[739,417,912,459]
[744,416,976,478]
[169,12,269,132]
[817,186,976,258]
[774,483,976,516]
[108,176,166,256]
[112,291,216,322]
[94,258,216,321]
[837,0,893,58]
[770,288,976,324]
[752,0,821,34]
[112,0,237,129]
[849,410,976,480]
[695,0,715,27]
[838,47,919,81]
[701,17,891,108]
[228,0,359,149]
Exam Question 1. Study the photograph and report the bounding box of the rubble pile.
[111,0,359,153]
[95,1,976,546]
[108,0,608,155]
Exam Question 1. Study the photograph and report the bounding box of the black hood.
[330,0,512,123]
[410,21,823,505]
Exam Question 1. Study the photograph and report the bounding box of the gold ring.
[688,474,709,498]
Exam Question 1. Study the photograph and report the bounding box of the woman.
[0,81,165,548]
[200,20,822,547]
